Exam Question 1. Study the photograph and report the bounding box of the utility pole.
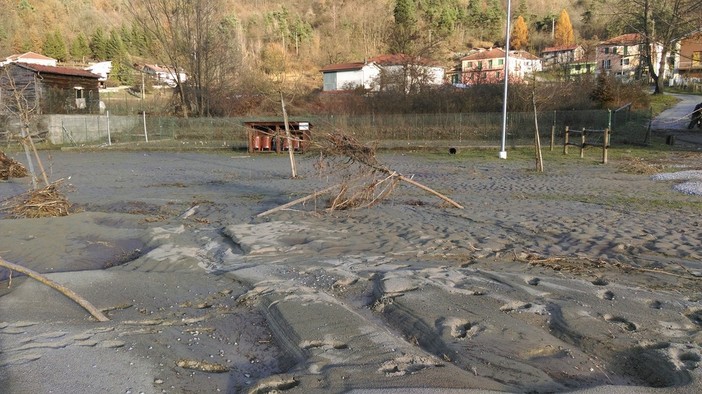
[499,0,512,160]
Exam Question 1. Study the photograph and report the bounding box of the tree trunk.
[280,92,297,178]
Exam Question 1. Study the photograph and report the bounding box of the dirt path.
[650,93,702,147]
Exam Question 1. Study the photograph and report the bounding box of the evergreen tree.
[483,0,504,40]
[394,0,418,26]
[110,59,135,86]
[554,9,575,46]
[129,24,150,57]
[89,27,108,60]
[517,0,528,19]
[465,0,481,25]
[590,73,615,108]
[389,0,420,54]
[42,31,67,61]
[42,32,58,58]
[423,0,461,39]
[106,30,127,60]
[70,33,91,62]
[511,15,528,50]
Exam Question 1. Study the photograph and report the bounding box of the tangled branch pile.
[258,131,462,217]
[313,132,396,210]
[0,150,28,180]
[2,180,71,218]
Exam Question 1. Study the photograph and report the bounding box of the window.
[693,51,702,67]
[496,71,501,79]
[75,87,86,109]
[621,58,630,66]
[498,59,504,66]
[602,59,611,69]
[604,47,609,54]
[613,47,618,55]
[488,60,493,68]
[323,73,337,91]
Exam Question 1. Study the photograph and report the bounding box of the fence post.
[603,127,609,164]
[563,126,569,155]
[106,111,111,145]
[143,111,148,142]
[580,128,586,158]
[550,110,556,151]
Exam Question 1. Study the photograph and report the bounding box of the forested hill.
[1,0,612,68]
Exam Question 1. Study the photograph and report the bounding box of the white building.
[320,54,445,92]
[320,61,381,91]
[85,61,112,88]
[1,52,58,67]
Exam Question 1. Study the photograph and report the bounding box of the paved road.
[651,93,702,131]
[650,93,702,147]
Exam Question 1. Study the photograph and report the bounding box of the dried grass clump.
[3,181,71,218]
[0,151,28,180]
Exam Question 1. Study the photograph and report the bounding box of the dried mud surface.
[1,149,701,393]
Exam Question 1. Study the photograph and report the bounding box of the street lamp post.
[499,0,512,159]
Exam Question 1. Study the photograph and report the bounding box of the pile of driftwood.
[1,180,71,218]
[0,150,28,180]
[258,132,462,217]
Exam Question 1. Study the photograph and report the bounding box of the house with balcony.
[596,33,665,81]
[456,48,541,85]
[675,31,702,86]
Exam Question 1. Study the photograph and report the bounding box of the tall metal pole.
[499,0,512,159]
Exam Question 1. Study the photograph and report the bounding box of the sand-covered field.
[1,147,701,393]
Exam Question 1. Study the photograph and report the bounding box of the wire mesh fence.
[5,108,652,150]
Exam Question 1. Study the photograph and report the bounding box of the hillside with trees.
[1,0,609,66]
[1,0,699,116]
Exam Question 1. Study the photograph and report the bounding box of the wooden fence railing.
[563,126,610,164]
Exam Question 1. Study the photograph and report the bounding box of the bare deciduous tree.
[125,0,243,117]
[0,65,49,189]
[607,0,702,94]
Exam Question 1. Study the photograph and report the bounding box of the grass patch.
[649,93,682,116]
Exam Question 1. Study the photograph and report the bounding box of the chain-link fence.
[5,108,651,150]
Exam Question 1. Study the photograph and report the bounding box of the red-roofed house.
[1,51,58,67]
[320,54,445,92]
[457,48,542,85]
[0,62,101,114]
[596,33,665,80]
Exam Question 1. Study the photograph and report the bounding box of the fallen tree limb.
[394,173,464,209]
[257,183,343,218]
[0,256,110,322]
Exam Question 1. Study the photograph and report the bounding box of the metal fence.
[6,108,650,149]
